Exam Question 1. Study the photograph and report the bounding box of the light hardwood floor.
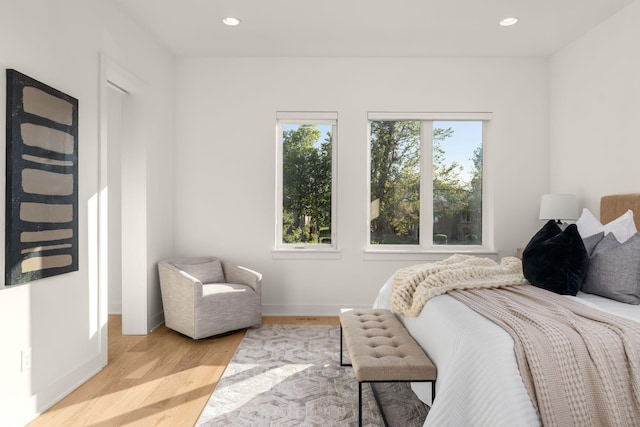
[28,315,339,427]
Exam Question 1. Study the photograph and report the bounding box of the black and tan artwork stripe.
[5,69,79,285]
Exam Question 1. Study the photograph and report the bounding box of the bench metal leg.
[340,324,344,366]
[358,382,363,427]
[340,324,351,366]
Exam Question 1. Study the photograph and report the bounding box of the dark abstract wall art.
[5,69,79,285]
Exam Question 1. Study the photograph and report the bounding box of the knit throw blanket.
[391,254,527,317]
[449,285,640,427]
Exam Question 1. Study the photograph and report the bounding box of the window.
[368,112,491,250]
[276,112,337,250]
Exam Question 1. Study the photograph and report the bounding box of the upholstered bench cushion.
[340,308,436,382]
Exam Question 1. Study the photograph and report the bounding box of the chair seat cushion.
[202,282,252,297]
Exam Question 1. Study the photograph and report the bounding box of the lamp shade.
[539,194,578,221]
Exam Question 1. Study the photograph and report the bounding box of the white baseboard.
[148,310,165,332]
[108,301,122,314]
[6,353,105,427]
[262,304,371,316]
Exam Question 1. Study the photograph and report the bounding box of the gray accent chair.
[158,257,262,339]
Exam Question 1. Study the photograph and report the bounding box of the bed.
[373,194,640,427]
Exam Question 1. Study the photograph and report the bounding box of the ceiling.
[113,0,635,57]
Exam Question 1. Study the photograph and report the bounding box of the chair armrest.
[222,261,262,296]
[158,261,203,299]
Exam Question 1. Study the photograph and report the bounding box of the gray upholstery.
[582,233,640,304]
[158,257,262,339]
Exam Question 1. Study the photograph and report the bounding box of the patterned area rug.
[196,324,429,426]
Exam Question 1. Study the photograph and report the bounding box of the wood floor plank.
[28,315,337,426]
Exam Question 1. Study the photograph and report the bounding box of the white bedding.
[372,274,640,427]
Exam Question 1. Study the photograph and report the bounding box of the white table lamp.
[539,194,578,223]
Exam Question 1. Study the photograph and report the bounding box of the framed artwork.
[5,69,79,285]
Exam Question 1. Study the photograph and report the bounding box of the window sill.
[363,248,498,261]
[272,248,342,260]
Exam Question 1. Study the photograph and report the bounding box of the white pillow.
[576,208,602,238]
[576,208,637,243]
[605,210,638,243]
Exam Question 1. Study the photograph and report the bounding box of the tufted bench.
[339,308,437,426]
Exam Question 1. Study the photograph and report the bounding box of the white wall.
[175,57,549,315]
[0,1,174,425]
[550,0,640,214]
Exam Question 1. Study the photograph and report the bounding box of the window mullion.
[421,120,434,248]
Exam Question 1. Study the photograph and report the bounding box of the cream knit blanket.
[391,254,528,317]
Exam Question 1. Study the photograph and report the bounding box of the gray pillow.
[178,259,225,283]
[582,233,640,304]
[582,232,604,257]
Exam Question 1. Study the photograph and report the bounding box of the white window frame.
[365,112,495,260]
[274,111,339,258]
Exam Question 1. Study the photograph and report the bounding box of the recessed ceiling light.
[499,17,519,27]
[222,17,241,26]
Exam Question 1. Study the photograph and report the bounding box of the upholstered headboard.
[600,194,640,230]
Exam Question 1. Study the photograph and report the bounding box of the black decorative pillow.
[522,220,589,296]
